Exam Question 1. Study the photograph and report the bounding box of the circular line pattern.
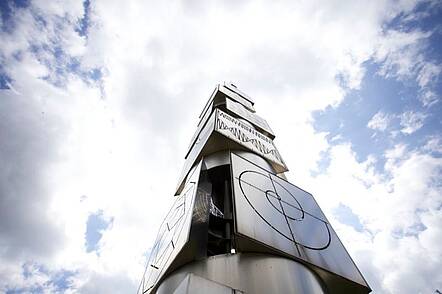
[238,170,331,251]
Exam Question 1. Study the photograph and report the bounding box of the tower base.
[156,253,326,294]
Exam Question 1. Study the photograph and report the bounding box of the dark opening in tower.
[206,164,234,257]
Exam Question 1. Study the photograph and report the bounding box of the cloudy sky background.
[0,0,441,293]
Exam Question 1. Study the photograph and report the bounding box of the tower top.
[176,83,286,195]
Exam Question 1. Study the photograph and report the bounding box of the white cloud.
[423,136,442,154]
[417,62,441,88]
[0,0,440,293]
[374,29,431,79]
[399,110,427,134]
[308,143,442,293]
[367,111,394,132]
[385,143,408,171]
[419,89,439,107]
[373,24,441,108]
[367,110,429,136]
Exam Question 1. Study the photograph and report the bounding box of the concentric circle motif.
[238,170,331,251]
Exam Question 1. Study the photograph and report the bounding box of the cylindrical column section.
[156,253,326,294]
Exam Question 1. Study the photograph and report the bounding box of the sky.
[0,0,441,293]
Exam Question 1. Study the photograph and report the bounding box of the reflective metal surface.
[172,273,236,294]
[176,112,215,195]
[218,84,255,112]
[232,150,275,174]
[202,151,230,171]
[188,82,256,156]
[156,253,325,294]
[225,98,275,139]
[139,84,370,294]
[138,161,202,294]
[187,84,272,157]
[215,109,287,172]
[176,108,287,195]
[230,152,370,291]
[187,98,214,157]
[224,83,254,107]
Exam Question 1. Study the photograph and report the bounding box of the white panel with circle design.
[231,152,368,288]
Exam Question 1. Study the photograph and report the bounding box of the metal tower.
[137,83,371,294]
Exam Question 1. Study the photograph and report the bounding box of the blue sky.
[314,4,442,169]
[314,59,442,171]
[85,210,113,253]
[0,0,441,293]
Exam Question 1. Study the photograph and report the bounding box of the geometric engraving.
[145,190,187,286]
[238,170,331,251]
[231,152,369,288]
[215,109,287,172]
[139,161,202,294]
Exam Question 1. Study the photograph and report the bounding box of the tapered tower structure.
[137,84,371,294]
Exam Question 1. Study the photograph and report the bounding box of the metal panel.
[202,151,230,171]
[156,253,326,294]
[176,113,215,195]
[230,152,369,289]
[188,83,268,156]
[232,150,275,174]
[198,86,217,122]
[218,85,255,112]
[176,108,287,195]
[139,161,203,294]
[187,100,214,157]
[189,84,258,156]
[225,98,275,139]
[215,109,287,172]
[223,84,255,108]
[173,273,236,294]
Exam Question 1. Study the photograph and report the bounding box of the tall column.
[137,83,371,294]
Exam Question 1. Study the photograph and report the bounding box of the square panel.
[225,98,274,139]
[140,160,203,294]
[215,109,287,172]
[230,152,369,289]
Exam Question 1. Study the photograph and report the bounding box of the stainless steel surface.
[172,273,236,294]
[202,151,273,174]
[188,96,274,157]
[225,98,275,139]
[202,151,230,171]
[176,112,215,195]
[139,84,371,294]
[187,103,214,157]
[230,152,369,290]
[218,84,255,112]
[176,109,287,196]
[178,84,285,195]
[215,109,287,172]
[188,84,271,157]
[223,83,254,105]
[198,87,217,122]
[156,253,325,294]
[233,150,276,174]
[138,161,202,294]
